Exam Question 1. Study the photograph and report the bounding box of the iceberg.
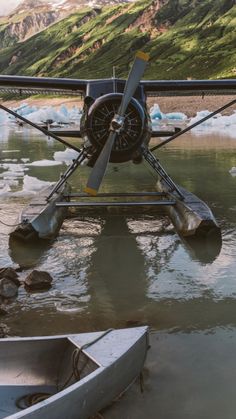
[28,159,62,167]
[166,112,187,121]
[189,110,236,139]
[0,110,7,125]
[150,103,165,120]
[1,99,236,140]
[60,104,69,117]
[229,167,236,176]
[27,106,70,124]
[22,174,53,192]
[150,104,187,122]
[12,102,38,117]
[0,183,11,196]
[53,148,80,165]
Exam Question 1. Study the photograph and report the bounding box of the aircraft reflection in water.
[85,215,179,323]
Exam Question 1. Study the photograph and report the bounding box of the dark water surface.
[1,126,236,418]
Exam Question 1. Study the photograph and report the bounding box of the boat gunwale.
[0,327,149,419]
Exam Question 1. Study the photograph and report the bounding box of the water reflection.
[86,215,149,324]
[1,126,236,418]
[182,226,222,264]
[8,236,53,268]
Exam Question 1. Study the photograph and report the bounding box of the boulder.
[0,323,9,338]
[0,278,18,299]
[24,270,53,291]
[0,267,20,287]
[0,306,7,316]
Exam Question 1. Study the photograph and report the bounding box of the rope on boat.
[61,328,114,390]
[15,392,53,410]
[15,329,114,410]
[0,219,22,227]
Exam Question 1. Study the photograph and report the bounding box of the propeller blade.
[118,50,149,117]
[85,50,149,196]
[84,131,116,196]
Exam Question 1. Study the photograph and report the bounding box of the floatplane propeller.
[0,53,236,262]
[85,51,149,196]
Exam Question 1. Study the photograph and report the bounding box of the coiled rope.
[15,328,113,410]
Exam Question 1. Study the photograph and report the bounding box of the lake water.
[1,124,236,418]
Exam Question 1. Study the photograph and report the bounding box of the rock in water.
[0,306,7,316]
[24,270,53,291]
[0,323,10,338]
[0,267,21,286]
[0,278,19,299]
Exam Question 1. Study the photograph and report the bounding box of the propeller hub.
[80,93,151,163]
[110,114,125,132]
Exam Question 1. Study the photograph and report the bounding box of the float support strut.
[142,148,184,199]
[46,148,88,200]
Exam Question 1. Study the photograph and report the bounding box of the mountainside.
[0,0,131,48]
[0,1,65,48]
[0,0,235,80]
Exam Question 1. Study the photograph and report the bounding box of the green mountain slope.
[0,0,235,79]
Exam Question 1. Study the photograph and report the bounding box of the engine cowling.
[80,93,151,163]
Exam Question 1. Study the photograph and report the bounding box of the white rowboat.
[0,327,149,419]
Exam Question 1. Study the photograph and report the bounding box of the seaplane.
[0,51,235,262]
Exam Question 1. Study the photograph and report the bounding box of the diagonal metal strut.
[0,103,81,153]
[142,147,184,199]
[46,148,88,200]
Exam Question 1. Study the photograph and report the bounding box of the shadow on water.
[86,215,149,325]
[8,236,53,268]
[181,226,222,264]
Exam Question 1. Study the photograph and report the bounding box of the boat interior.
[0,337,99,418]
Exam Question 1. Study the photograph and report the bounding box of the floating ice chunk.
[6,179,19,186]
[11,102,38,117]
[189,110,236,139]
[0,162,25,171]
[150,104,165,120]
[21,158,30,163]
[0,175,53,197]
[0,178,19,188]
[0,161,30,187]
[27,106,70,124]
[53,148,79,164]
[150,103,187,127]
[23,175,53,192]
[28,159,62,167]
[0,110,8,125]
[189,110,215,128]
[1,170,25,179]
[229,167,236,176]
[0,184,11,196]
[60,104,69,117]
[0,162,27,180]
[1,150,20,154]
[166,112,187,120]
[68,106,82,123]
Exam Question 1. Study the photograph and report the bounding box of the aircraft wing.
[0,75,88,96]
[141,80,236,96]
[1,76,235,97]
